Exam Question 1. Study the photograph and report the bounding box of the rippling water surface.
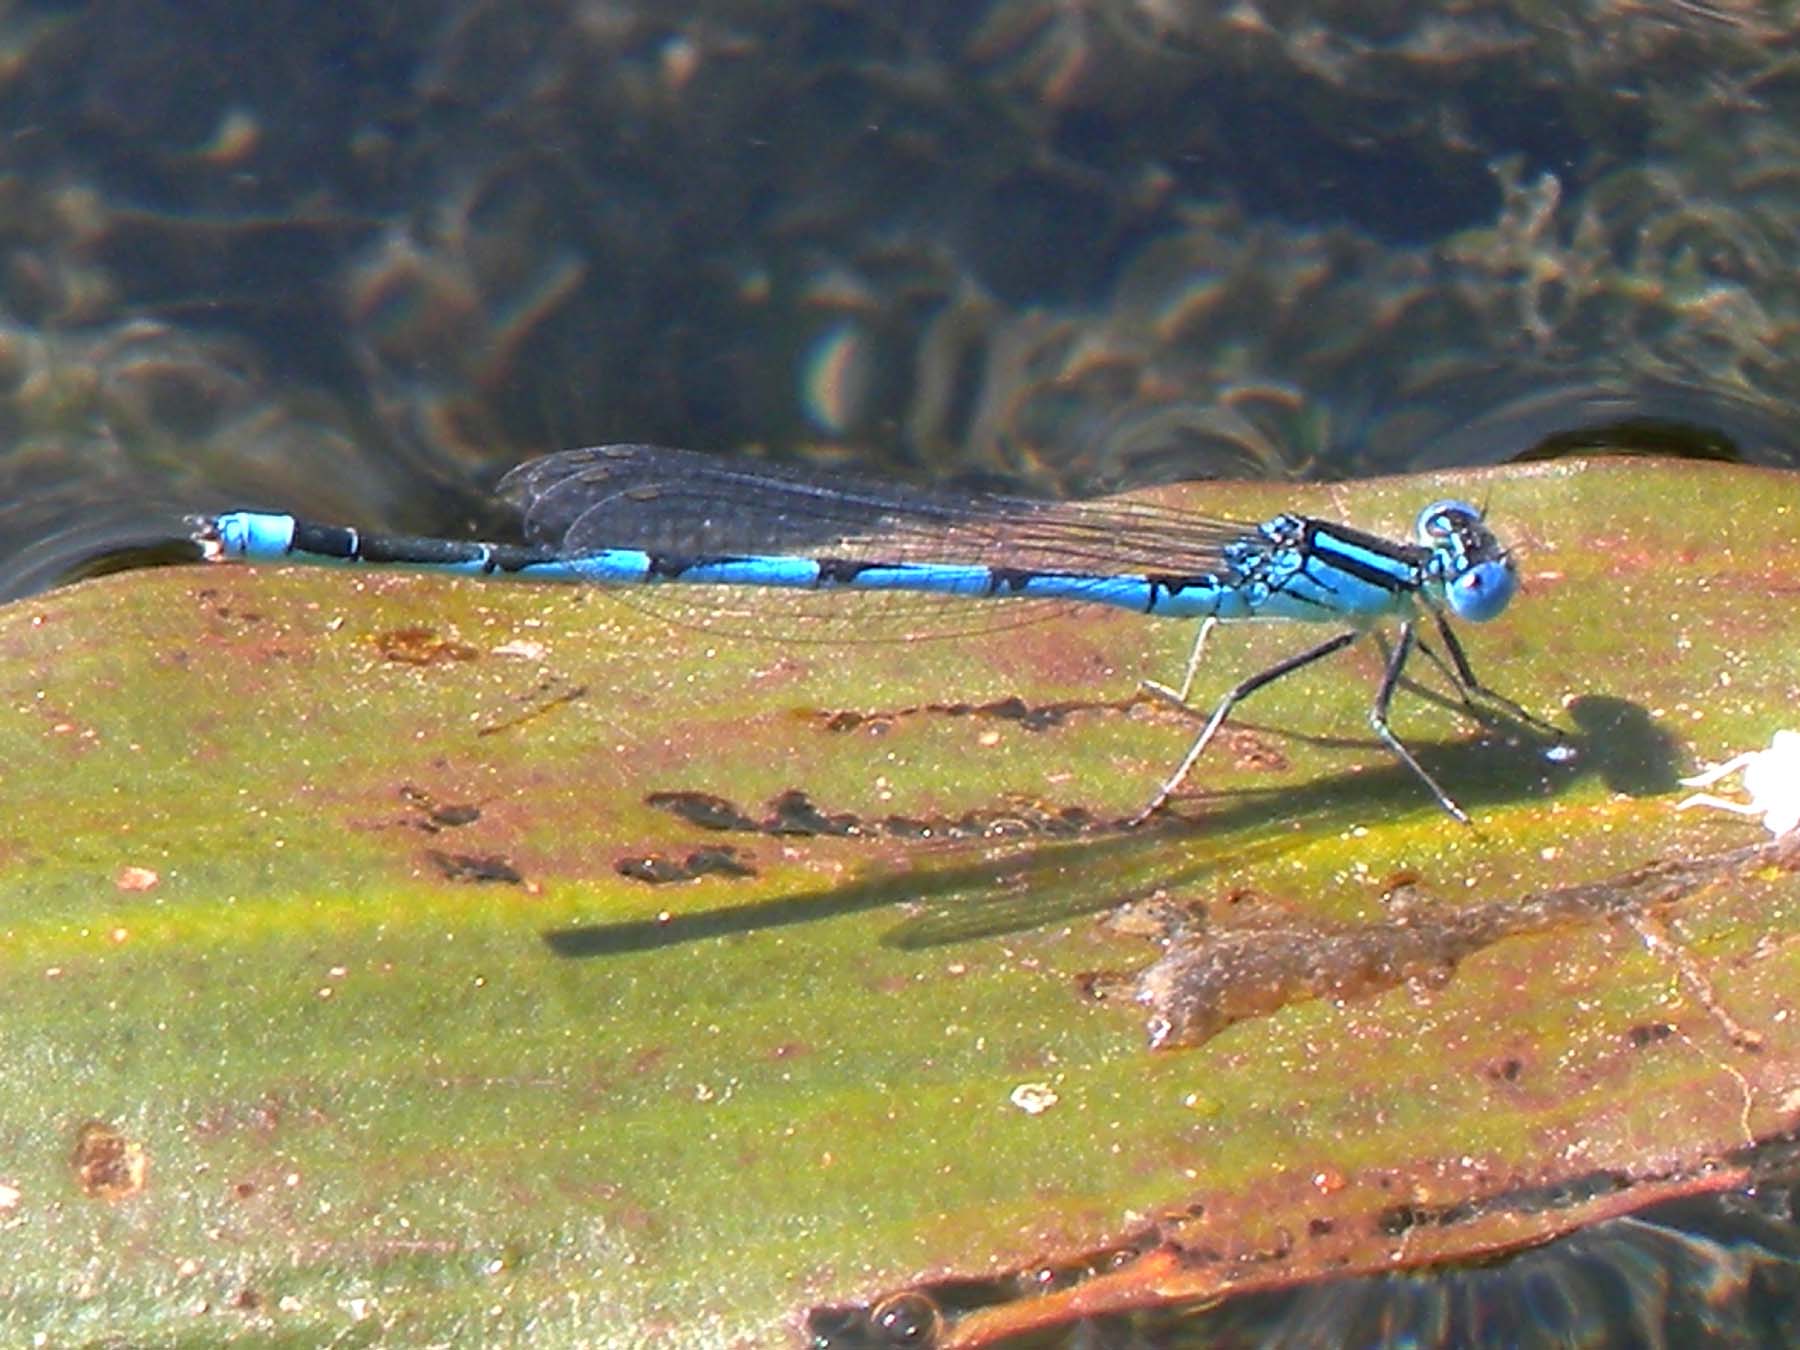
[3,0,1797,595]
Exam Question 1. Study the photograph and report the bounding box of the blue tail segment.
[193,444,1553,823]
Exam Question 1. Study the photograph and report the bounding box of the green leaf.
[2,458,1796,1345]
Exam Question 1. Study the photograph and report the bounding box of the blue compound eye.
[1414,498,1481,545]
[1447,557,1516,622]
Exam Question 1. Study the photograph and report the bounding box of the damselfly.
[193,443,1560,824]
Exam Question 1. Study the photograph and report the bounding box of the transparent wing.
[496,444,1258,576]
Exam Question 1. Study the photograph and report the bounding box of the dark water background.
[3,1,1797,1344]
[4,0,1799,595]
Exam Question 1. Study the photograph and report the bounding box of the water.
[3,1,1798,596]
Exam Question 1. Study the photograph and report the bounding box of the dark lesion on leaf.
[399,783,482,831]
[1377,1167,1633,1236]
[424,850,523,884]
[615,846,757,884]
[646,787,1101,840]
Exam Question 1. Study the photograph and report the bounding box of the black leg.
[1430,610,1564,739]
[1370,622,1472,825]
[1129,629,1360,825]
[1408,634,1471,708]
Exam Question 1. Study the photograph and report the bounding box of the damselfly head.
[1414,499,1516,623]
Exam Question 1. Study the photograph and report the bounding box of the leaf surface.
[1,458,1796,1345]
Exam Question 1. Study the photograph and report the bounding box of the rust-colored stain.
[372,625,480,665]
[71,1121,147,1201]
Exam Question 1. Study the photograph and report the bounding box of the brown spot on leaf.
[1118,834,1796,1050]
[1486,1055,1526,1083]
[399,784,482,831]
[72,1120,147,1200]
[373,625,479,665]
